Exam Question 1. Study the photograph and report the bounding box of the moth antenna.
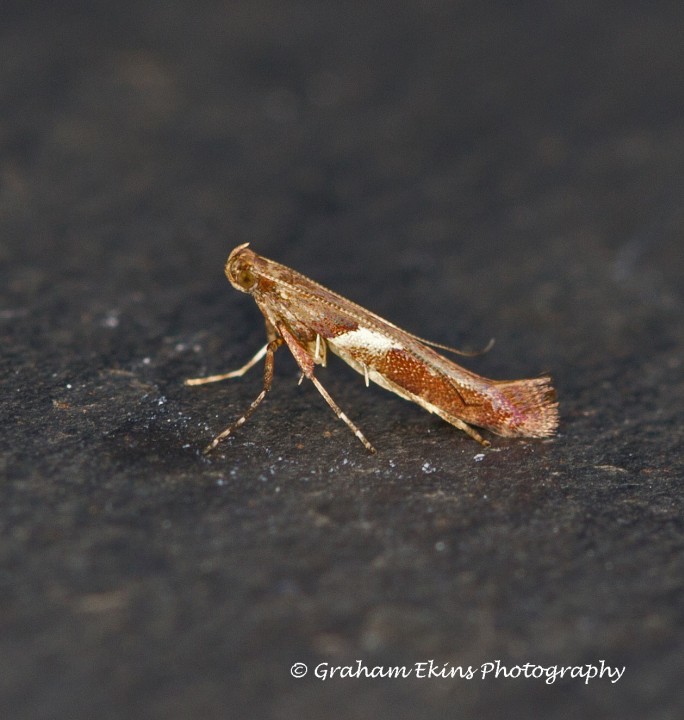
[419,335,495,357]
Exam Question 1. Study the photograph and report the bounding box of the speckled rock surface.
[2,1,683,718]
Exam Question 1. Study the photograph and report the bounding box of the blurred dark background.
[1,1,683,718]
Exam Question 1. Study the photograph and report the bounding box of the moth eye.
[235,266,256,289]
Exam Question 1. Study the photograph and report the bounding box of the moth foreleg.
[202,338,281,454]
[309,375,377,454]
[185,343,269,386]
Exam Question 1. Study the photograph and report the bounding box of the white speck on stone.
[102,311,120,328]
[473,453,485,462]
[421,461,436,474]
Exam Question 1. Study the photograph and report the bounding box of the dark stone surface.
[2,1,683,718]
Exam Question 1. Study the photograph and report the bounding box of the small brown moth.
[186,244,558,454]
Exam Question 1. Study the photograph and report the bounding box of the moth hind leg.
[309,375,377,454]
[444,414,491,447]
[458,421,491,447]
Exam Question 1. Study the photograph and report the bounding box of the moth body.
[186,244,559,453]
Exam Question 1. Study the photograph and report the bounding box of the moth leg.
[185,343,268,386]
[276,322,376,454]
[202,337,282,454]
[446,416,491,447]
[309,375,377,454]
[185,319,277,386]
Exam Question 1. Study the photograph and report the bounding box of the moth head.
[225,243,258,293]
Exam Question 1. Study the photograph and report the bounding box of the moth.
[186,244,558,454]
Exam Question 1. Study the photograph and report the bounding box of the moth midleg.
[276,322,376,454]
[184,343,268,386]
[309,375,376,454]
[202,337,282,454]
